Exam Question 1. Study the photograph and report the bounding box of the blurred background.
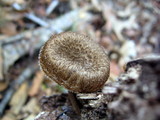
[0,0,159,119]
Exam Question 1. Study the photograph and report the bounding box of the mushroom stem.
[68,91,81,115]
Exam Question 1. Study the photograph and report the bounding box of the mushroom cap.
[39,32,110,93]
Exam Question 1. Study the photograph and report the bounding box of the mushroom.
[39,32,110,114]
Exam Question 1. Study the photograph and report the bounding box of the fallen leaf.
[22,98,40,113]
[0,22,17,36]
[2,113,16,120]
[29,71,44,96]
[9,82,28,115]
[0,82,8,91]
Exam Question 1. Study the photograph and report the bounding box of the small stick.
[46,0,59,16]
[25,13,49,27]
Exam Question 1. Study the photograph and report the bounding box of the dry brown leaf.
[29,71,44,97]
[22,98,40,114]
[0,22,17,36]
[24,114,36,120]
[1,0,25,5]
[2,113,16,120]
[9,82,28,115]
[0,82,8,91]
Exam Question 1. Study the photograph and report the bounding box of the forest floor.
[0,0,159,120]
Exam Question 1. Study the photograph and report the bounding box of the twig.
[25,13,49,27]
[46,0,59,16]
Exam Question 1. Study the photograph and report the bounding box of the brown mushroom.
[39,32,110,114]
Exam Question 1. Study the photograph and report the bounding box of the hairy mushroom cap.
[39,32,110,93]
